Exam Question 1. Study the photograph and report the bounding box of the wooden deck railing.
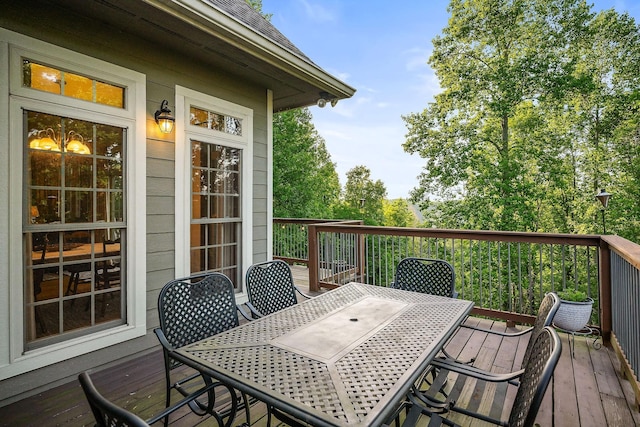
[273,219,640,406]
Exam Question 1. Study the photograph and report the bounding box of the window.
[175,87,252,291]
[23,59,125,108]
[190,142,242,284]
[1,29,146,379]
[24,110,126,348]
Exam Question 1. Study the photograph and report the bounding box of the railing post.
[358,222,365,283]
[308,224,319,292]
[599,239,612,345]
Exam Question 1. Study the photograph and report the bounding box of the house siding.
[0,4,269,404]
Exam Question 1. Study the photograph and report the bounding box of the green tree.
[273,108,340,218]
[338,165,387,225]
[403,0,592,232]
[383,199,418,227]
[245,0,272,21]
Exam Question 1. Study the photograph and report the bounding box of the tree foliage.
[383,199,418,227]
[405,0,640,241]
[272,108,340,218]
[340,166,387,225]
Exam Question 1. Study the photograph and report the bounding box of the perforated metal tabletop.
[173,282,473,427]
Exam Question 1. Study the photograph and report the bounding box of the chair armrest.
[245,301,265,318]
[294,286,311,300]
[460,323,533,337]
[237,304,253,321]
[431,357,524,383]
[145,379,221,425]
[153,327,174,352]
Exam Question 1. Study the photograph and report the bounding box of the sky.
[263,0,640,199]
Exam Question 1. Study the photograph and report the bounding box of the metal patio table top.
[173,282,474,427]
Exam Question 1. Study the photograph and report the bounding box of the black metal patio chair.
[79,370,220,426]
[397,326,561,427]
[244,260,312,427]
[154,272,250,427]
[391,257,463,366]
[391,258,458,298]
[244,260,310,318]
[416,292,560,410]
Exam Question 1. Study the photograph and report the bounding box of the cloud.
[296,0,336,23]
[311,115,425,198]
[413,72,441,101]
[404,47,431,72]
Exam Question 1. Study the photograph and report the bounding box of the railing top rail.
[307,223,602,246]
[603,235,640,270]
[274,218,361,225]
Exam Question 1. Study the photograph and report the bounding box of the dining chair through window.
[244,260,310,318]
[154,272,250,427]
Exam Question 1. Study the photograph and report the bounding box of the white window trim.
[174,86,253,294]
[266,89,273,261]
[0,29,146,380]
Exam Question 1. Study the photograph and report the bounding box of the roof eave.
[146,0,355,109]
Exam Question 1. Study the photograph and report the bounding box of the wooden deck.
[0,265,638,426]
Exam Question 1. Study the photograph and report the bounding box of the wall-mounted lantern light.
[154,100,175,134]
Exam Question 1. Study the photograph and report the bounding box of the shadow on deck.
[0,265,637,426]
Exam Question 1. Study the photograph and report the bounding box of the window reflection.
[24,106,126,348]
[190,141,242,286]
[24,229,125,344]
[23,59,125,108]
[26,111,125,226]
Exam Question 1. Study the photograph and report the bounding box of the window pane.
[192,141,207,167]
[63,298,91,332]
[190,224,206,247]
[29,151,61,187]
[97,159,123,189]
[96,81,124,108]
[207,247,221,271]
[192,168,207,193]
[26,301,59,341]
[192,194,208,220]
[64,73,93,102]
[226,196,239,218]
[207,195,222,219]
[208,223,222,245]
[64,190,93,223]
[191,248,205,273]
[65,155,93,188]
[223,223,237,244]
[95,124,123,157]
[24,62,61,94]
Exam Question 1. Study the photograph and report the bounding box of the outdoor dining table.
[172,282,474,427]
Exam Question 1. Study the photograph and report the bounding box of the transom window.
[190,106,242,136]
[22,59,125,108]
